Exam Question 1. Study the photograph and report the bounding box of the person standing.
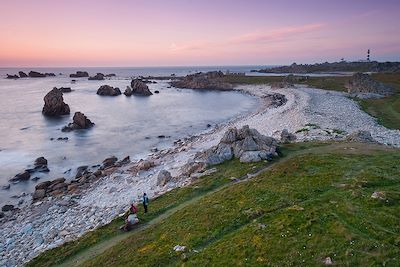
[142,193,149,213]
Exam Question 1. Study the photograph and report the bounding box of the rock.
[58,87,72,93]
[102,156,118,168]
[280,129,296,143]
[51,182,67,191]
[35,181,52,190]
[2,184,10,190]
[108,187,117,193]
[18,71,28,78]
[70,71,89,78]
[0,212,4,218]
[130,79,153,96]
[45,72,56,77]
[323,256,333,265]
[6,74,19,79]
[31,176,40,181]
[59,230,69,237]
[75,166,89,178]
[154,90,160,94]
[137,160,154,171]
[346,130,375,143]
[32,189,46,200]
[181,161,206,177]
[124,86,133,96]
[117,156,131,166]
[62,112,94,132]
[105,73,116,77]
[197,125,278,166]
[2,204,14,212]
[371,191,386,200]
[88,73,105,80]
[42,88,70,116]
[157,170,173,186]
[29,71,46,78]
[96,85,121,96]
[346,73,393,98]
[34,156,48,167]
[173,245,187,252]
[171,71,233,90]
[10,171,31,182]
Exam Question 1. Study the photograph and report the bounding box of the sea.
[0,66,268,206]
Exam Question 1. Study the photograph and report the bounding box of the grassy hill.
[28,142,400,266]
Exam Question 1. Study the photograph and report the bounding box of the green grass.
[27,159,268,267]
[78,143,400,266]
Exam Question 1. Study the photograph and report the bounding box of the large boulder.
[42,88,70,116]
[171,71,233,90]
[280,129,296,143]
[197,125,278,165]
[131,79,153,96]
[88,73,105,80]
[346,130,375,143]
[18,71,28,78]
[124,86,133,96]
[62,112,94,132]
[29,71,46,78]
[70,71,89,78]
[157,170,173,186]
[346,73,393,98]
[96,85,121,96]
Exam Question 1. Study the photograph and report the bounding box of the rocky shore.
[1,83,400,266]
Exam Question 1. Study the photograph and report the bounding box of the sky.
[0,0,399,67]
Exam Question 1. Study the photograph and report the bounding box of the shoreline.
[1,84,400,266]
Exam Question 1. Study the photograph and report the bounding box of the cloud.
[170,23,324,53]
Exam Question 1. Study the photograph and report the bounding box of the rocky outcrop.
[96,85,121,96]
[263,93,288,107]
[280,129,296,143]
[157,170,173,186]
[42,88,70,116]
[29,71,46,78]
[6,74,19,79]
[62,112,94,132]
[196,125,278,165]
[88,73,105,80]
[70,71,89,78]
[346,130,375,143]
[131,79,153,96]
[124,86,133,96]
[9,171,31,182]
[18,71,28,78]
[26,157,49,173]
[345,73,393,98]
[171,71,233,90]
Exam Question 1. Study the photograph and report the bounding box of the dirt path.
[57,142,395,267]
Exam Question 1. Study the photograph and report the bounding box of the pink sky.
[0,0,399,67]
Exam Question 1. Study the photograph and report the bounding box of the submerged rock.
[42,88,70,116]
[88,73,105,80]
[62,112,94,132]
[96,85,121,96]
[70,71,89,78]
[131,79,153,96]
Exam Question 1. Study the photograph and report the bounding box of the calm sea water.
[0,66,263,205]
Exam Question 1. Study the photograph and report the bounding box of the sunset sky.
[0,0,399,67]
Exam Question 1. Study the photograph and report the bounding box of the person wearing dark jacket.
[142,193,149,213]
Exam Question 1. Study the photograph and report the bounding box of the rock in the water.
[96,85,121,96]
[18,71,28,78]
[75,166,89,178]
[70,71,89,78]
[124,86,133,96]
[157,170,173,186]
[62,112,94,132]
[1,184,10,190]
[34,157,48,167]
[2,205,14,212]
[280,129,296,143]
[346,130,375,143]
[42,88,70,116]
[88,73,105,80]
[9,171,31,182]
[171,71,233,90]
[29,71,46,78]
[197,125,278,165]
[154,90,160,94]
[6,74,19,79]
[58,87,72,93]
[102,156,118,168]
[346,73,393,98]
[131,79,153,96]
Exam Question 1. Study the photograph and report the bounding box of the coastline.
[2,83,400,266]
